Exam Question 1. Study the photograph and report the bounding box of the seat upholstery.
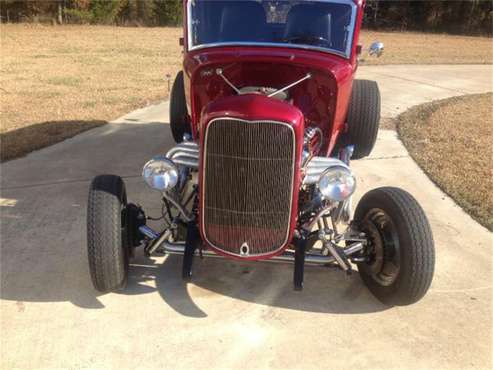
[219,2,267,42]
[284,4,332,44]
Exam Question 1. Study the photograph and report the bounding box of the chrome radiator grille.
[202,118,295,257]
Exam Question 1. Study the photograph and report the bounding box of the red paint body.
[182,0,365,156]
[181,0,366,259]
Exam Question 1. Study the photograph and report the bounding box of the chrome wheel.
[361,209,401,287]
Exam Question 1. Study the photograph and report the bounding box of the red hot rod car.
[87,0,435,306]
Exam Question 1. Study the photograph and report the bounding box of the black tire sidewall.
[170,71,191,143]
[345,79,381,159]
[87,175,129,292]
[355,187,435,306]
[355,192,409,302]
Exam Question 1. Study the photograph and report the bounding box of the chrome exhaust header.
[303,156,350,185]
[166,142,199,168]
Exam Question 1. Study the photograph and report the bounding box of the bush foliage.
[365,0,492,36]
[1,0,183,26]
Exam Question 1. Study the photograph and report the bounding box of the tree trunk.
[58,1,63,24]
[467,0,478,34]
[373,0,379,27]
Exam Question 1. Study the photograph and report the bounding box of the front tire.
[355,187,435,306]
[170,71,191,143]
[345,79,381,159]
[87,175,129,293]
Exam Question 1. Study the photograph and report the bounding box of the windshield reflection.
[188,0,357,58]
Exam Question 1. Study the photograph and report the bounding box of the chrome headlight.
[142,156,179,191]
[318,166,356,202]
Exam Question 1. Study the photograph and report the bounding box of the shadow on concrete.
[0,243,388,315]
[1,120,107,162]
[1,119,388,316]
[1,120,168,309]
[124,251,389,318]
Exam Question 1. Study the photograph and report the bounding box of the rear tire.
[170,71,191,143]
[87,175,129,293]
[355,187,435,306]
[345,79,381,159]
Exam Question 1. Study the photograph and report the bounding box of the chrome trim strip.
[202,117,297,258]
[187,0,357,59]
[190,42,348,59]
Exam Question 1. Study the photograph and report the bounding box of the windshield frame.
[186,0,358,59]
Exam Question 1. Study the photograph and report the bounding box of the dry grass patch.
[398,93,493,231]
[360,31,493,65]
[1,24,491,161]
[1,24,182,161]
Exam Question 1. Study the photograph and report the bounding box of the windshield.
[188,0,357,58]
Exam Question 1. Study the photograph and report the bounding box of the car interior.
[191,1,353,53]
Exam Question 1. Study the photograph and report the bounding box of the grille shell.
[201,118,296,258]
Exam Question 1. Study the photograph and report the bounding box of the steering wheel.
[281,35,331,48]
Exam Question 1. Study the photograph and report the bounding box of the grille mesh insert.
[202,119,295,256]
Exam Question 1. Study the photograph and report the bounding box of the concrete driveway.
[1,65,492,369]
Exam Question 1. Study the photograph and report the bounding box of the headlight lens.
[142,156,179,191]
[318,166,356,202]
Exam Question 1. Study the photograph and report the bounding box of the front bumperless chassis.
[133,145,367,291]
